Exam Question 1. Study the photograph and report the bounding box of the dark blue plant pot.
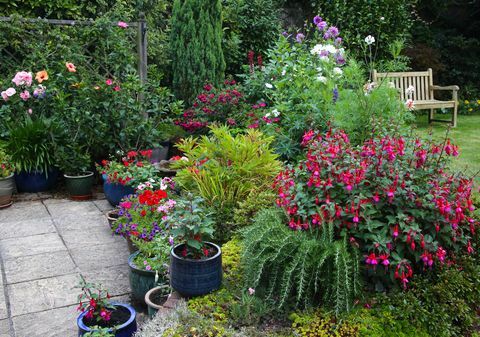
[128,251,156,303]
[77,302,137,337]
[170,242,222,297]
[103,181,135,207]
[14,168,59,193]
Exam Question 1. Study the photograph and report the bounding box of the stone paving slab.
[0,319,9,337]
[60,226,123,249]
[4,250,77,284]
[53,213,109,233]
[0,217,56,240]
[0,273,6,320]
[0,233,66,260]
[82,264,131,297]
[44,200,101,217]
[93,199,113,212]
[8,273,81,317]
[12,305,77,337]
[71,241,130,272]
[0,201,49,223]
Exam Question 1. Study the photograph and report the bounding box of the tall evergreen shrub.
[170,0,226,104]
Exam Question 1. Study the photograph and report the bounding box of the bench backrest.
[372,68,433,101]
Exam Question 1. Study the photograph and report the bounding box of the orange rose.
[65,62,76,72]
[35,70,48,83]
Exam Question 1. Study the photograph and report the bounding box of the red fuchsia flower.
[365,253,378,266]
[392,224,399,238]
[202,247,209,257]
[379,253,390,267]
[444,139,459,156]
[436,246,447,263]
[301,130,316,146]
[467,241,474,254]
[100,309,111,321]
[85,309,94,319]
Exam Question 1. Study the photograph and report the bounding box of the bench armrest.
[430,85,460,91]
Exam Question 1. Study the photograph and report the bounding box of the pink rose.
[12,71,33,87]
[105,79,113,86]
[1,87,16,100]
[117,21,128,28]
[20,90,30,101]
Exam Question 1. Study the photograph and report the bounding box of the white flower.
[137,183,146,190]
[405,99,415,111]
[272,109,280,117]
[281,67,287,76]
[310,43,337,57]
[365,35,375,45]
[380,16,385,21]
[145,182,152,188]
[180,156,188,161]
[148,178,155,183]
[316,75,327,84]
[405,85,415,97]
[265,83,273,89]
[333,67,343,76]
[264,112,271,118]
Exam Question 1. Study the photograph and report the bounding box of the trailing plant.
[241,208,361,314]
[170,0,225,104]
[274,127,477,289]
[173,126,282,242]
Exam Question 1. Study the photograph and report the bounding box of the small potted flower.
[129,235,171,305]
[0,145,15,208]
[163,193,222,297]
[83,327,114,337]
[96,150,158,206]
[76,277,136,337]
[57,144,94,200]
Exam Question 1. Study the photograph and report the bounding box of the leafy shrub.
[274,128,477,289]
[173,126,282,242]
[221,238,244,288]
[377,256,480,337]
[233,190,277,229]
[241,208,361,313]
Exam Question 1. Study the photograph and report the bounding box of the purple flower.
[313,16,322,25]
[316,21,327,31]
[332,88,339,103]
[282,31,288,37]
[334,37,343,46]
[295,33,305,43]
[324,26,339,39]
[335,53,346,65]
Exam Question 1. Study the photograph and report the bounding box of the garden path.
[0,198,141,337]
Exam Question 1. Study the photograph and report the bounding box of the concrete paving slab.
[82,264,130,297]
[0,289,6,320]
[0,217,56,240]
[44,200,101,218]
[93,199,113,212]
[53,213,109,234]
[60,226,123,249]
[0,319,9,337]
[70,241,129,272]
[8,273,81,317]
[0,201,49,223]
[4,250,77,284]
[0,233,66,260]
[12,305,77,337]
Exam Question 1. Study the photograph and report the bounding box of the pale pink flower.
[20,90,30,101]
[12,71,33,87]
[1,91,8,101]
[248,288,255,295]
[405,99,415,111]
[27,108,33,115]
[117,21,129,28]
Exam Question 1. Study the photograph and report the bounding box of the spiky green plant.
[241,208,361,314]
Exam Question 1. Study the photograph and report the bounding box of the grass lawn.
[414,112,480,185]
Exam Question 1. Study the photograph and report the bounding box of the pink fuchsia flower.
[105,78,113,86]
[113,85,121,91]
[248,288,255,295]
[100,309,111,321]
[12,71,33,87]
[20,90,30,101]
[365,253,378,265]
[117,21,128,28]
[65,62,76,73]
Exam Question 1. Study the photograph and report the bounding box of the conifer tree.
[170,0,225,104]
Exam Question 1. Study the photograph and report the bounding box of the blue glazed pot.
[128,251,156,303]
[103,181,135,206]
[15,168,59,193]
[170,242,222,297]
[77,302,137,337]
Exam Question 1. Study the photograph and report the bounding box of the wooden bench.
[372,68,459,127]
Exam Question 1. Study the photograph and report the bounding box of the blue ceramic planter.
[128,251,156,303]
[77,302,137,337]
[15,168,59,193]
[170,242,222,297]
[103,181,135,206]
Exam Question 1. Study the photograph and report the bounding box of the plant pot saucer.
[0,201,12,209]
[70,194,93,201]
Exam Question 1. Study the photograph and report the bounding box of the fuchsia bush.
[274,128,477,288]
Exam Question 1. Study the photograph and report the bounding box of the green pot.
[145,285,170,318]
[128,251,156,303]
[0,173,15,208]
[64,171,94,200]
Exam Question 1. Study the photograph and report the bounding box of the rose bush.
[274,127,477,288]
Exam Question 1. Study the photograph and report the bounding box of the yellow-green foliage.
[233,190,276,229]
[291,311,359,337]
[173,126,282,242]
[222,238,243,287]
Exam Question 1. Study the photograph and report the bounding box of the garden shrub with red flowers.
[274,127,477,289]
[96,149,158,187]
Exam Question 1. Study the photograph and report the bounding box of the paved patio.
[0,198,139,337]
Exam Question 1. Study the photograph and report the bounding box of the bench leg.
[428,109,434,124]
[452,104,458,127]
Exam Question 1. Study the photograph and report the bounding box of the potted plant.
[6,117,61,193]
[57,144,94,200]
[128,235,171,304]
[112,178,175,253]
[163,193,222,297]
[96,150,158,206]
[76,277,136,337]
[144,281,171,318]
[0,145,15,208]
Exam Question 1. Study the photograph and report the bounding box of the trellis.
[0,12,148,84]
